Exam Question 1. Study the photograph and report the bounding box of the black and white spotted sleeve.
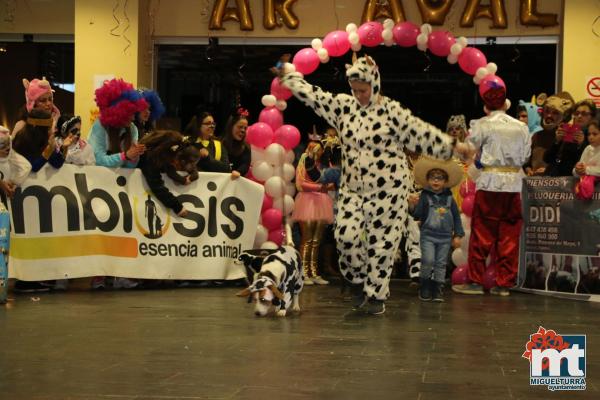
[280,72,343,131]
[386,99,456,160]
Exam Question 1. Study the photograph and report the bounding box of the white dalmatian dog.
[280,54,462,304]
[236,226,303,317]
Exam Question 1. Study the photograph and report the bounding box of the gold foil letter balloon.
[209,0,254,31]
[264,0,300,30]
[520,0,558,27]
[415,0,454,26]
[460,0,507,29]
[361,0,406,24]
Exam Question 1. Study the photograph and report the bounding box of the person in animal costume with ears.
[279,53,471,315]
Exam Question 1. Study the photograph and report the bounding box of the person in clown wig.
[279,53,470,315]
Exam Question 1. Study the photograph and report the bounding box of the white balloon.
[346,23,358,33]
[252,161,274,181]
[251,146,266,164]
[486,62,498,74]
[460,214,471,230]
[261,95,277,107]
[382,29,393,41]
[265,176,285,198]
[265,143,285,166]
[384,38,395,47]
[275,100,287,111]
[475,67,488,79]
[383,18,395,29]
[351,42,362,52]
[451,248,467,266]
[457,36,468,47]
[285,182,296,197]
[450,43,463,55]
[317,48,329,62]
[254,225,268,248]
[311,38,323,51]
[420,23,432,34]
[282,62,296,74]
[504,99,511,110]
[416,33,428,46]
[461,231,470,252]
[473,76,482,85]
[284,150,295,164]
[447,54,458,64]
[417,42,428,52]
[261,241,279,250]
[348,32,360,45]
[273,194,295,215]
[271,165,283,179]
[282,163,296,182]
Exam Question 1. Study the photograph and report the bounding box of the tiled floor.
[0,281,598,399]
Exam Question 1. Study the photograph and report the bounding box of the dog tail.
[284,217,294,247]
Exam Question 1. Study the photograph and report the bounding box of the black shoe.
[418,278,432,301]
[367,299,386,315]
[431,281,445,302]
[13,280,51,293]
[350,283,366,309]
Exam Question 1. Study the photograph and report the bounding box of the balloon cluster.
[290,19,505,107]
[246,87,301,249]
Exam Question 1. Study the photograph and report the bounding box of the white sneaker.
[113,277,138,289]
[303,275,314,285]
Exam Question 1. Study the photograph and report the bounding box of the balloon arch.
[246,19,504,272]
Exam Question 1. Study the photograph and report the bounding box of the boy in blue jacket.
[411,157,464,302]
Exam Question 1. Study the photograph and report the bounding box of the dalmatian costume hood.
[281,55,456,302]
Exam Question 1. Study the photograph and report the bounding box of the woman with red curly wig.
[87,78,148,168]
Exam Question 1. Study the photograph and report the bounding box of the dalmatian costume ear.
[268,284,285,301]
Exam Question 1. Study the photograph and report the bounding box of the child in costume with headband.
[56,115,95,166]
[453,79,531,297]
[293,133,335,285]
[280,54,470,314]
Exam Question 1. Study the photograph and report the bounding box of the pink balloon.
[461,194,475,217]
[270,77,292,101]
[246,122,274,149]
[261,195,273,212]
[322,30,351,57]
[393,21,420,47]
[458,47,487,75]
[358,21,384,47]
[274,125,300,150]
[427,31,455,57]
[292,48,320,75]
[451,264,470,285]
[459,180,476,198]
[259,107,283,132]
[483,265,497,290]
[268,228,285,246]
[262,208,283,231]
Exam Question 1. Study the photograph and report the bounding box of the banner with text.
[519,177,600,300]
[7,164,264,281]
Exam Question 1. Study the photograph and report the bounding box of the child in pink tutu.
[292,138,335,285]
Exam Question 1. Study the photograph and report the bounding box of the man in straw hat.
[279,53,471,314]
[411,157,464,302]
[453,77,531,297]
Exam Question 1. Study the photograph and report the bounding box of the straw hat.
[413,157,463,189]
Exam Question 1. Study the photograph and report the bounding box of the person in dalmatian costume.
[280,53,471,315]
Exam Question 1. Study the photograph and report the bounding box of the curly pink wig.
[95,78,148,128]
